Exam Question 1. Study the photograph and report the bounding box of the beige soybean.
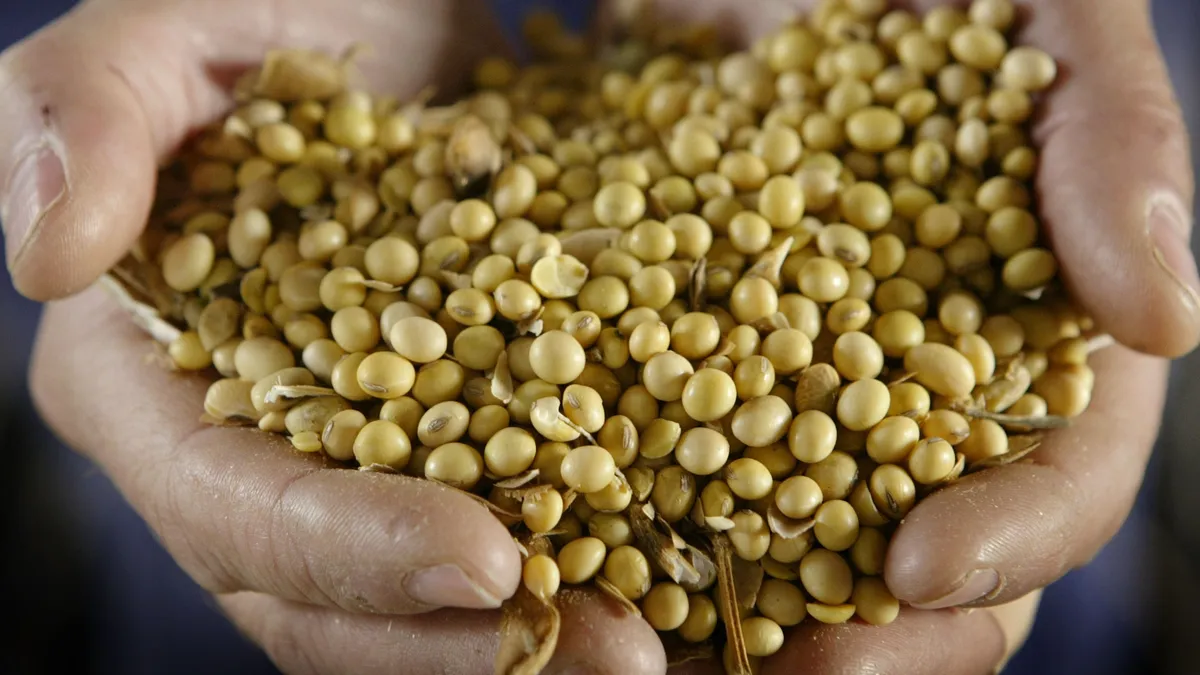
[799,549,853,605]
[776,475,824,520]
[356,352,415,399]
[908,438,957,485]
[904,343,977,397]
[837,379,890,431]
[761,329,813,376]
[603,546,651,600]
[678,594,719,643]
[484,427,537,478]
[522,554,561,601]
[424,442,484,490]
[788,410,838,464]
[560,445,617,494]
[390,316,448,363]
[353,419,412,471]
[725,458,775,501]
[853,577,901,626]
[681,369,737,423]
[558,537,608,584]
[642,351,695,402]
[732,396,793,448]
[652,465,698,523]
[643,583,690,631]
[814,499,860,552]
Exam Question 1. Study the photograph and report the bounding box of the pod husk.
[495,586,561,675]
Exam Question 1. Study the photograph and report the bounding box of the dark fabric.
[0,1,1196,673]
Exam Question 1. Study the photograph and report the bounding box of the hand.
[6,1,1192,675]
[6,1,666,673]
[601,0,1190,672]
[34,282,1042,674]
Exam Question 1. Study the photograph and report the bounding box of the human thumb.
[0,0,510,302]
[1025,0,1197,358]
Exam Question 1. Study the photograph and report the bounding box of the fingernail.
[404,564,503,609]
[1148,193,1200,313]
[1,139,67,269]
[910,568,1000,610]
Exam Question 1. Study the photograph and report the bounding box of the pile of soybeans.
[104,0,1100,672]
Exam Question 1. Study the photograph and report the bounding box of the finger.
[762,606,1007,675]
[885,345,1168,608]
[987,590,1042,673]
[219,588,667,675]
[29,285,521,613]
[0,0,509,302]
[1005,0,1199,358]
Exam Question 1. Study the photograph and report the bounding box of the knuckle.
[267,469,345,608]
[147,427,246,594]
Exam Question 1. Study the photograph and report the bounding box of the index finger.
[30,285,522,613]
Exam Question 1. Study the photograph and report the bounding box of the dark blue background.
[0,2,1197,674]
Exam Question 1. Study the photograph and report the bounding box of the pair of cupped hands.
[0,0,1196,673]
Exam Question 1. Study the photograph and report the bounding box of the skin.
[0,0,1193,672]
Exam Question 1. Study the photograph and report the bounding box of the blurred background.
[1,1,1197,674]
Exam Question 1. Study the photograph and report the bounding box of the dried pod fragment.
[743,237,793,288]
[681,544,719,593]
[491,351,515,404]
[713,536,752,675]
[731,555,765,617]
[251,367,319,413]
[99,274,182,346]
[446,114,503,193]
[252,49,347,102]
[689,257,708,311]
[494,586,561,675]
[955,405,1070,431]
[264,384,337,408]
[495,470,542,489]
[631,505,701,588]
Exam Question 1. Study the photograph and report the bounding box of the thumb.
[0,0,509,302]
[0,1,224,302]
[1026,0,1197,358]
